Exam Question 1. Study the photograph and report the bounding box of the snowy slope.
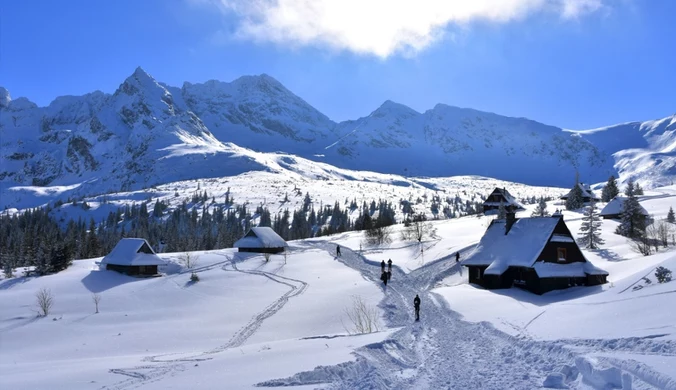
[568,115,676,188]
[3,186,676,389]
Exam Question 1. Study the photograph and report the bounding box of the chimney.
[505,211,516,234]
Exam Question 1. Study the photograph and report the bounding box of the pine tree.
[565,174,585,210]
[601,175,620,202]
[578,198,604,249]
[531,197,550,217]
[668,207,675,224]
[634,182,644,196]
[617,179,646,238]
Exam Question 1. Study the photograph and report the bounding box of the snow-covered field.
[3,185,676,389]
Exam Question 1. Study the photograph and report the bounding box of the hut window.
[557,248,567,262]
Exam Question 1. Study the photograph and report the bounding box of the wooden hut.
[600,196,650,220]
[482,187,526,215]
[234,227,288,254]
[101,238,165,276]
[463,213,607,294]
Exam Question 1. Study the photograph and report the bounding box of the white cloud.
[205,0,606,57]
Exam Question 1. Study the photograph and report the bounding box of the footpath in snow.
[257,241,676,390]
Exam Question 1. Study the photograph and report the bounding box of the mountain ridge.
[1,67,674,209]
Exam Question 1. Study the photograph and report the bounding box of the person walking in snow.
[456,251,460,263]
[413,294,421,321]
[387,270,392,281]
[336,245,341,257]
[381,271,388,286]
[381,260,386,273]
[387,259,392,272]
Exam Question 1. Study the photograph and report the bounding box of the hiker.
[413,294,421,321]
[456,252,460,263]
[381,271,388,286]
[381,260,386,273]
[387,270,391,281]
[387,259,392,271]
[336,245,341,257]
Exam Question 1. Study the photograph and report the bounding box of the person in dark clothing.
[381,260,386,273]
[387,259,392,271]
[336,245,341,257]
[456,251,460,263]
[387,270,391,281]
[413,294,421,321]
[381,271,388,286]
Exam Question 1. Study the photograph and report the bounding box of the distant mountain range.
[1,67,674,209]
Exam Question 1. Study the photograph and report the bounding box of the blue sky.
[1,0,674,129]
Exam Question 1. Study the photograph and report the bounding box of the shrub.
[655,266,672,283]
[36,288,54,317]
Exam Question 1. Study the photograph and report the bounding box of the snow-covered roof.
[561,183,600,200]
[101,238,166,266]
[234,227,288,249]
[600,196,649,216]
[533,261,608,278]
[463,217,562,275]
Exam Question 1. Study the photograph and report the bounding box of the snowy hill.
[2,67,673,209]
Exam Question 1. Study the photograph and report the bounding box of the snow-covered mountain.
[567,115,676,188]
[0,68,268,198]
[0,67,673,209]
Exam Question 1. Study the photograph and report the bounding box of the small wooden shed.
[482,187,526,215]
[234,227,288,254]
[101,238,166,276]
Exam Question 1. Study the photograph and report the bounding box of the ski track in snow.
[101,254,308,390]
[256,242,676,390]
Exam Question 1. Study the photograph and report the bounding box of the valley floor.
[3,189,676,389]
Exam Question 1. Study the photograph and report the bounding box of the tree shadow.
[0,276,36,291]
[593,248,624,262]
[80,270,142,293]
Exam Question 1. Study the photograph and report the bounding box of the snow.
[3,186,676,388]
[550,233,576,243]
[234,227,288,249]
[100,238,165,266]
[533,261,607,278]
[0,247,385,389]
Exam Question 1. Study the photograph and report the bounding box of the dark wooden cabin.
[600,196,650,220]
[101,238,166,276]
[482,187,526,215]
[463,213,607,294]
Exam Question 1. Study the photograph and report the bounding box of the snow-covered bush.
[190,272,200,282]
[655,267,672,283]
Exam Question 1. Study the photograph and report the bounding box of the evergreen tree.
[601,175,620,202]
[634,182,644,196]
[531,197,550,217]
[578,198,604,249]
[565,175,585,210]
[668,207,675,224]
[617,179,646,238]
